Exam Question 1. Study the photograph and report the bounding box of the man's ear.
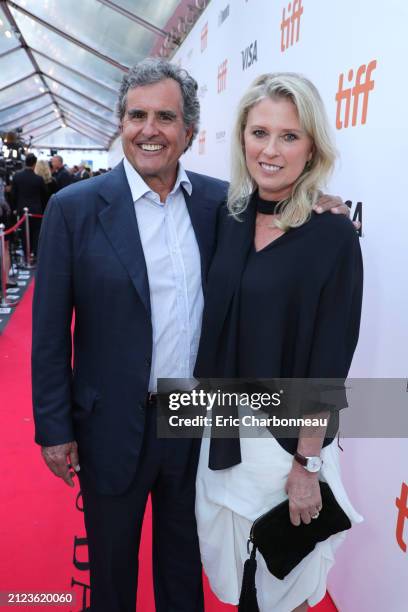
[185,125,194,147]
[182,126,194,152]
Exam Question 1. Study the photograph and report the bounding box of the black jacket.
[44,179,58,210]
[11,168,47,215]
[53,166,74,191]
[195,197,363,469]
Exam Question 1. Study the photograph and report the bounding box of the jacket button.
[145,358,151,367]
[138,402,144,411]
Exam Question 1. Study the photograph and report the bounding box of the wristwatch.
[294,452,323,473]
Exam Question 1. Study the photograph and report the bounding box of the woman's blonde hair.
[35,159,53,184]
[228,72,337,230]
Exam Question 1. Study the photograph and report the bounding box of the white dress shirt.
[123,157,204,392]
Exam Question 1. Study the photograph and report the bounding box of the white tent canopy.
[0,0,207,150]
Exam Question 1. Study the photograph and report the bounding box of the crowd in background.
[0,154,111,292]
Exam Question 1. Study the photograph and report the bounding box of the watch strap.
[294,452,308,467]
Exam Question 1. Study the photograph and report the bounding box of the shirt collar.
[123,157,192,204]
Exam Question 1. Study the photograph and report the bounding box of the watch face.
[306,456,322,472]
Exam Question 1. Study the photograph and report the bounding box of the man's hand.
[285,461,322,526]
[313,193,361,231]
[41,441,80,487]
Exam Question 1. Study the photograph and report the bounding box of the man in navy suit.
[32,59,347,611]
[32,59,227,612]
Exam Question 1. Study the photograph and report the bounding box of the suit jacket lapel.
[183,174,220,284]
[97,162,151,316]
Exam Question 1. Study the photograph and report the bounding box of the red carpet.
[0,284,336,611]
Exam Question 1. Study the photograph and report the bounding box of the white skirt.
[195,424,363,612]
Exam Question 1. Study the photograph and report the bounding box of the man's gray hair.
[117,58,200,148]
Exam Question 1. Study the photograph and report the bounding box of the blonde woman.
[194,73,363,612]
[35,159,57,210]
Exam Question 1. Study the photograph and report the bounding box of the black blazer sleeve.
[296,227,363,421]
[32,193,75,446]
[307,228,363,379]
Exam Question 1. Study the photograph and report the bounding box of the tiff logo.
[217,59,228,93]
[396,482,408,553]
[218,4,230,26]
[281,0,303,52]
[201,22,208,52]
[242,40,258,71]
[345,200,363,238]
[198,130,206,155]
[335,60,377,129]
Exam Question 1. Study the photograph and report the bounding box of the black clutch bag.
[239,482,352,612]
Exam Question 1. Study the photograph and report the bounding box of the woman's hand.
[285,461,322,526]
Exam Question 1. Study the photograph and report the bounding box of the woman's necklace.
[255,189,285,213]
[254,192,283,227]
[255,197,280,215]
[253,192,286,253]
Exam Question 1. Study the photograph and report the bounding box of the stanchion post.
[0,224,20,308]
[0,223,11,307]
[23,207,33,269]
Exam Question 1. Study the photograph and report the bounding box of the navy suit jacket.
[32,161,228,494]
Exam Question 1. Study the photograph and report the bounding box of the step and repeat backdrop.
[170,1,408,611]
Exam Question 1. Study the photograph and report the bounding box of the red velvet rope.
[1,212,44,237]
[2,215,27,236]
